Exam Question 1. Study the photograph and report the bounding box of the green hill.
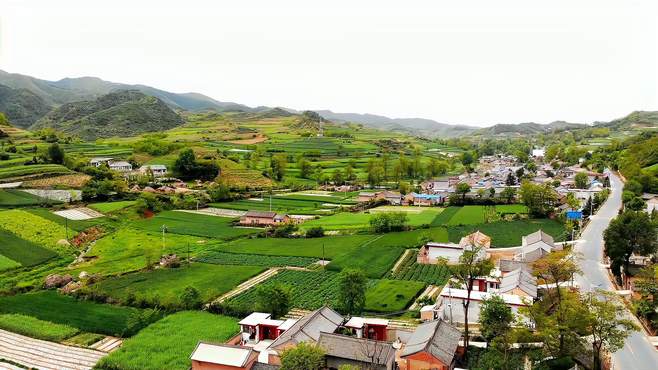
[0,84,51,128]
[594,111,658,130]
[472,121,587,137]
[31,90,184,140]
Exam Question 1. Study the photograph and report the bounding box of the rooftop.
[190,342,252,367]
[400,320,461,365]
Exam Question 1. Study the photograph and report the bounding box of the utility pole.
[322,243,325,270]
[187,242,190,268]
[65,218,69,240]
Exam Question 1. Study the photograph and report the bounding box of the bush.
[369,212,409,233]
[305,226,325,238]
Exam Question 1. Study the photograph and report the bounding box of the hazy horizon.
[1,0,656,127]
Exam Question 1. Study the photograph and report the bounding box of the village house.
[403,192,445,206]
[89,157,113,167]
[399,319,461,370]
[356,191,402,205]
[643,193,658,214]
[514,230,561,262]
[318,333,397,370]
[417,231,491,265]
[344,316,389,341]
[108,160,133,172]
[498,267,538,298]
[190,342,258,370]
[138,164,168,177]
[420,180,452,195]
[238,313,298,346]
[239,211,290,226]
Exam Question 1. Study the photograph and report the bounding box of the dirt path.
[213,267,282,303]
[391,249,413,273]
[0,329,107,370]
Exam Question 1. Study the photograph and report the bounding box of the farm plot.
[227,269,342,311]
[26,208,106,233]
[0,255,20,272]
[364,279,426,313]
[93,263,265,307]
[447,219,566,248]
[0,314,79,342]
[211,197,333,214]
[220,234,374,259]
[0,210,71,254]
[73,228,216,276]
[54,207,104,220]
[132,211,260,240]
[0,164,72,180]
[0,229,58,266]
[96,311,238,370]
[88,201,136,213]
[446,205,486,225]
[0,190,44,207]
[327,242,404,278]
[0,291,143,337]
[196,251,317,268]
[386,250,451,285]
[301,207,444,231]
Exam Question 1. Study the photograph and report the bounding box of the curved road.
[573,172,658,369]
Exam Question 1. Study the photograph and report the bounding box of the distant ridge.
[471,121,587,136]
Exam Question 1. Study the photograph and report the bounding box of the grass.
[96,311,239,370]
[93,263,265,306]
[89,201,136,213]
[0,190,44,207]
[73,228,217,276]
[132,211,260,240]
[0,291,142,336]
[0,313,79,342]
[64,332,106,346]
[0,254,20,272]
[0,228,59,266]
[447,219,566,247]
[364,279,426,312]
[220,234,374,258]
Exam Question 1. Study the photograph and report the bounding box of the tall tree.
[604,211,658,284]
[337,269,367,315]
[584,291,638,370]
[256,284,291,319]
[518,181,557,217]
[47,143,65,164]
[270,154,287,181]
[450,246,494,358]
[280,342,325,370]
[574,172,589,189]
[456,182,471,202]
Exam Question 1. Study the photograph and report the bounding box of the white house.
[514,230,560,262]
[107,161,133,172]
[434,285,532,325]
[139,164,168,177]
[531,148,545,158]
[89,157,113,167]
[417,231,492,265]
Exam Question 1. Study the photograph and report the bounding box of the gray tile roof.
[401,320,460,365]
[318,333,395,366]
[499,267,538,298]
[252,363,280,370]
[269,306,344,349]
[499,259,528,273]
[523,229,554,246]
[244,211,277,218]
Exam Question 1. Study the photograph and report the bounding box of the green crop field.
[0,291,142,336]
[386,250,450,285]
[97,311,239,370]
[364,279,425,312]
[196,250,317,268]
[0,210,71,254]
[219,234,374,259]
[327,240,404,278]
[211,197,336,214]
[0,164,72,180]
[132,211,260,240]
[227,269,342,311]
[447,205,486,225]
[0,313,79,342]
[447,219,566,247]
[0,190,44,207]
[94,263,265,307]
[0,228,58,266]
[495,204,529,214]
[301,207,444,231]
[26,208,106,233]
[89,200,136,213]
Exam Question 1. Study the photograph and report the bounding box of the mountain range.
[0,69,656,140]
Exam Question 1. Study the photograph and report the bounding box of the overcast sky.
[0,0,656,127]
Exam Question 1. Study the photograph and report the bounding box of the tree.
[179,286,202,309]
[518,181,557,217]
[479,294,513,343]
[532,250,581,306]
[47,143,65,164]
[505,172,516,186]
[270,154,287,181]
[298,157,313,178]
[501,187,516,204]
[256,284,291,319]
[337,269,367,315]
[173,148,219,181]
[367,160,384,186]
[306,226,325,238]
[369,212,408,233]
[461,151,474,167]
[280,342,325,370]
[574,172,589,189]
[604,211,658,283]
[584,291,638,370]
[0,112,9,126]
[456,182,471,202]
[449,246,494,358]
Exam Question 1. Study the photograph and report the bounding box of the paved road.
[573,173,658,369]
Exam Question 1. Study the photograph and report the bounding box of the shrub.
[305,226,325,238]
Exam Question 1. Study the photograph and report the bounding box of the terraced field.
[132,210,261,240]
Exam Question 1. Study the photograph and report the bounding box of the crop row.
[387,251,450,285]
[195,251,317,268]
[0,164,71,179]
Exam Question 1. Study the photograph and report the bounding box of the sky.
[0,0,656,127]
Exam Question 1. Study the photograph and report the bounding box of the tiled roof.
[244,211,277,218]
[499,267,538,298]
[269,306,343,349]
[401,320,460,365]
[318,333,395,366]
